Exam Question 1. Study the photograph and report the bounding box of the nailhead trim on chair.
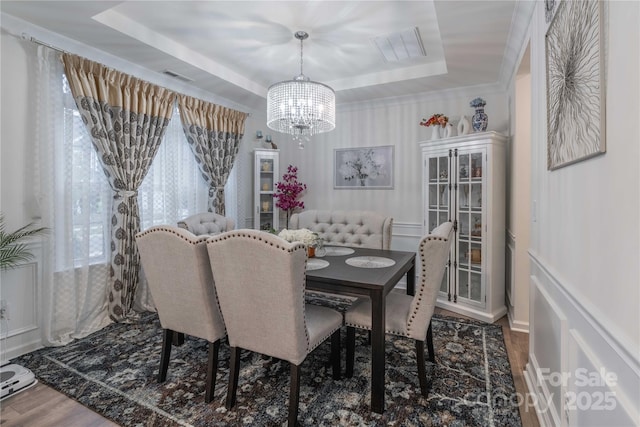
[406,234,449,335]
[137,225,208,245]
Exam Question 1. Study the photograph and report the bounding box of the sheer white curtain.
[35,46,112,345]
[34,46,238,342]
[138,104,209,230]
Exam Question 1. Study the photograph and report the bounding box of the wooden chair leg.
[346,326,356,378]
[226,347,241,409]
[330,330,341,380]
[173,332,185,346]
[426,320,435,362]
[205,340,220,403]
[288,363,301,427]
[416,340,429,397]
[158,329,173,382]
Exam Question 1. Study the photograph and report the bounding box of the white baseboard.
[507,308,530,333]
[435,299,507,323]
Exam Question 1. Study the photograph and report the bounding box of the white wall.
[0,31,45,359]
[506,41,532,332]
[525,2,639,425]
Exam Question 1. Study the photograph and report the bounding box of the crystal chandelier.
[267,31,335,148]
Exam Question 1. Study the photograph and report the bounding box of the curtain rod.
[19,32,252,117]
[21,32,66,54]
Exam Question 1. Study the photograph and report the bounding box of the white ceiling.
[0,1,533,111]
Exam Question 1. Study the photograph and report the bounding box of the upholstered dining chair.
[177,212,235,236]
[206,229,343,427]
[135,225,226,403]
[344,221,454,397]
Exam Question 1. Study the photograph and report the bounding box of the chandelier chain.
[299,36,304,76]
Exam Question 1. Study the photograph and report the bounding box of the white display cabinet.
[253,149,279,231]
[420,131,507,323]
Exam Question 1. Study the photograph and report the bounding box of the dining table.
[304,245,416,414]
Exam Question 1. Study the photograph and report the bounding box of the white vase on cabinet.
[430,126,441,140]
[457,115,471,135]
[419,131,507,323]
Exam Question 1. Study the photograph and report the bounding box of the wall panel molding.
[526,251,639,426]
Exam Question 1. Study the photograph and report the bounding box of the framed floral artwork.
[334,145,394,189]
[545,0,606,170]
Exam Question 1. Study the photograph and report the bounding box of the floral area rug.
[12,298,521,427]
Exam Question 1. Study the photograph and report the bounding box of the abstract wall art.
[546,0,606,170]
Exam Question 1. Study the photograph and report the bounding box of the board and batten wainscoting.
[525,253,639,427]
[0,241,43,361]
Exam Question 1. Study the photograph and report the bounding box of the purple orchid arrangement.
[273,165,307,227]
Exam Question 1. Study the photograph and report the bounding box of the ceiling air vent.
[162,69,194,83]
[372,27,426,63]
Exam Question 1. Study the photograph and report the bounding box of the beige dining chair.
[206,229,343,427]
[135,225,226,403]
[344,221,454,397]
[177,212,235,236]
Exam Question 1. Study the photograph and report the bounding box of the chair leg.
[416,340,429,397]
[205,340,220,403]
[426,320,435,363]
[346,326,356,378]
[288,363,301,427]
[330,330,341,380]
[158,329,173,382]
[226,347,241,409]
[173,332,185,346]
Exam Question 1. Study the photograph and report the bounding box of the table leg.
[406,261,416,296]
[370,288,385,414]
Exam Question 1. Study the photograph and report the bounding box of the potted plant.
[0,214,48,271]
[273,165,307,228]
[0,213,47,393]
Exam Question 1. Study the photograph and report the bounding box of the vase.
[457,115,471,135]
[444,124,456,138]
[472,108,488,132]
[308,246,315,258]
[430,126,441,140]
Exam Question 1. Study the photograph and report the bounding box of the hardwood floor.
[0,309,539,427]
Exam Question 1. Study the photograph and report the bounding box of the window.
[60,76,111,267]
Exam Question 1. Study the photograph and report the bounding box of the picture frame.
[334,145,394,189]
[545,0,606,170]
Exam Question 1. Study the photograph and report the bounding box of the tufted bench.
[289,210,393,250]
[177,212,235,236]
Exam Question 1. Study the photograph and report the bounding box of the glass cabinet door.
[425,151,452,295]
[456,149,484,305]
[254,150,279,231]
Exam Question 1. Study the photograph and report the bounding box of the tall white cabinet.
[420,131,507,323]
[253,149,280,231]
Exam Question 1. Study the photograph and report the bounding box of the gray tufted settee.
[288,210,393,250]
[177,212,235,236]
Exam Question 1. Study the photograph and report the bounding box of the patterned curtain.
[178,94,247,214]
[62,53,176,321]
